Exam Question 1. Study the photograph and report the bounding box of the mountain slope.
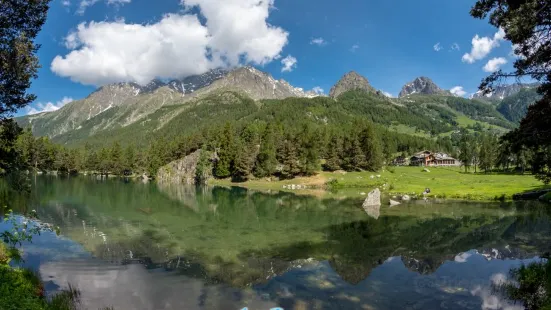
[16,67,312,139]
[497,88,541,123]
[471,83,540,101]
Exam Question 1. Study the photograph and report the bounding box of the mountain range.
[16,67,540,146]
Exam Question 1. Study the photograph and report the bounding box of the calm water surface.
[2,176,551,310]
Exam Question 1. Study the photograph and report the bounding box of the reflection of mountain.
[10,177,551,288]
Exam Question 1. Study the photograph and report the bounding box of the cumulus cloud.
[382,91,394,98]
[62,0,71,6]
[53,0,289,86]
[450,86,467,97]
[350,44,359,52]
[311,86,324,94]
[433,42,442,52]
[483,57,507,72]
[462,28,505,63]
[27,97,74,115]
[451,43,460,51]
[281,55,297,72]
[310,37,326,46]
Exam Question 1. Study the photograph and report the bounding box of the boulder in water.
[362,188,381,207]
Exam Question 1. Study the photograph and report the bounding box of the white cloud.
[350,44,359,52]
[310,37,326,46]
[433,42,442,52]
[62,0,71,6]
[450,86,467,97]
[77,0,130,14]
[462,28,505,63]
[27,97,74,115]
[281,55,297,72]
[311,86,324,94]
[451,43,460,51]
[52,0,289,86]
[483,57,507,72]
[382,91,394,98]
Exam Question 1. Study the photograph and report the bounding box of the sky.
[20,0,524,116]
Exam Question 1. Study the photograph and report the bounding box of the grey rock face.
[329,71,375,98]
[168,69,228,94]
[471,83,540,101]
[156,150,203,185]
[399,77,450,97]
[191,66,309,100]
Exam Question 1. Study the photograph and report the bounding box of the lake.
[1,175,550,310]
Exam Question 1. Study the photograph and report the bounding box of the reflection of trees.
[10,176,551,290]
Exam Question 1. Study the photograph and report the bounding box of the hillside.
[497,87,541,123]
[15,67,524,149]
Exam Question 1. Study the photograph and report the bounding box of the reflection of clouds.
[490,273,508,286]
[471,286,523,310]
[40,259,280,310]
[455,252,473,263]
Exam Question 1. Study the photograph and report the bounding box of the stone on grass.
[402,195,411,201]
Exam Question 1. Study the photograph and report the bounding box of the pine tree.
[254,123,277,178]
[324,134,343,171]
[479,133,498,173]
[342,135,366,171]
[232,138,254,182]
[110,142,123,175]
[280,137,300,179]
[214,122,235,178]
[458,130,474,173]
[359,123,383,171]
[124,145,136,176]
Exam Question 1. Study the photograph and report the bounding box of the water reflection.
[1,176,550,309]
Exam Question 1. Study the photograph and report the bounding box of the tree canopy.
[471,0,551,183]
[0,0,51,120]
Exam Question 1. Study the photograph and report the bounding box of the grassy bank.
[210,166,550,201]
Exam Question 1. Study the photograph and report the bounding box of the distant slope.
[497,88,541,123]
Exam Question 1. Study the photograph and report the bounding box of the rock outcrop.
[329,71,376,98]
[399,77,450,98]
[156,150,203,185]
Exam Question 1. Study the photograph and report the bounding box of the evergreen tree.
[110,142,123,175]
[324,134,343,171]
[359,123,383,171]
[479,133,498,173]
[458,130,474,173]
[342,135,366,171]
[123,145,136,175]
[254,123,277,178]
[214,122,235,178]
[280,136,300,179]
[232,138,254,182]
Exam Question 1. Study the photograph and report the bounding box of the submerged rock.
[390,199,401,206]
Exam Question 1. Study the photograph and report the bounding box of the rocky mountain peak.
[399,77,450,97]
[168,69,228,94]
[329,71,375,98]
[192,66,310,100]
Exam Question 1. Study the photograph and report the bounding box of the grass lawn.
[211,166,550,201]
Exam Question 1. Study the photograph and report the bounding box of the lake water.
[1,176,550,310]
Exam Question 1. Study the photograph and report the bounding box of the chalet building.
[409,151,460,167]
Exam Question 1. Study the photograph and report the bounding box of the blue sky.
[21,0,522,115]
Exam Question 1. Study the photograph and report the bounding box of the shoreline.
[210,167,551,202]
